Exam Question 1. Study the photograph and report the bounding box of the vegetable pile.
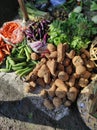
[0,0,97,110]
[24,43,96,109]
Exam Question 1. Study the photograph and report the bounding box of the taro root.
[39,89,47,98]
[64,100,72,107]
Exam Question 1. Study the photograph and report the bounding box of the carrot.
[0,50,4,62]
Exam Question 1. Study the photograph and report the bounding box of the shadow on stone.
[0,97,90,130]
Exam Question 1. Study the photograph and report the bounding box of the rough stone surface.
[0,72,91,130]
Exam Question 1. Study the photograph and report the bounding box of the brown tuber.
[31,53,39,60]
[72,56,84,66]
[78,78,89,88]
[55,88,66,98]
[47,44,56,52]
[37,78,45,87]
[66,50,75,59]
[68,75,75,87]
[76,65,86,75]
[66,65,73,75]
[55,79,68,92]
[47,83,56,97]
[49,51,57,59]
[64,100,72,107]
[57,43,65,62]
[58,71,69,81]
[64,58,70,67]
[44,99,54,110]
[67,87,78,102]
[47,59,57,76]
[53,97,62,108]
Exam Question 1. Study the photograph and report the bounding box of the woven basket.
[77,80,97,130]
[90,37,97,66]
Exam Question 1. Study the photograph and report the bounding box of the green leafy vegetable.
[48,12,97,51]
[90,1,97,11]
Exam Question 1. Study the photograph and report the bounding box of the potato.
[47,83,56,97]
[67,87,78,102]
[53,97,62,108]
[55,88,66,98]
[57,43,65,62]
[31,53,39,60]
[55,79,68,92]
[43,99,54,110]
[37,78,45,87]
[47,44,56,52]
[58,71,69,81]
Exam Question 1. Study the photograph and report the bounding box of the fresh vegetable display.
[48,12,97,50]
[24,43,96,109]
[0,0,97,111]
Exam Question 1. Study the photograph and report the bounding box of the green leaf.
[90,1,97,11]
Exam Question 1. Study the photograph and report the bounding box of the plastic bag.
[50,0,66,7]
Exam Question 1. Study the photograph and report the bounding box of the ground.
[0,72,90,130]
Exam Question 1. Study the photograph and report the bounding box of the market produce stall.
[0,0,97,128]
